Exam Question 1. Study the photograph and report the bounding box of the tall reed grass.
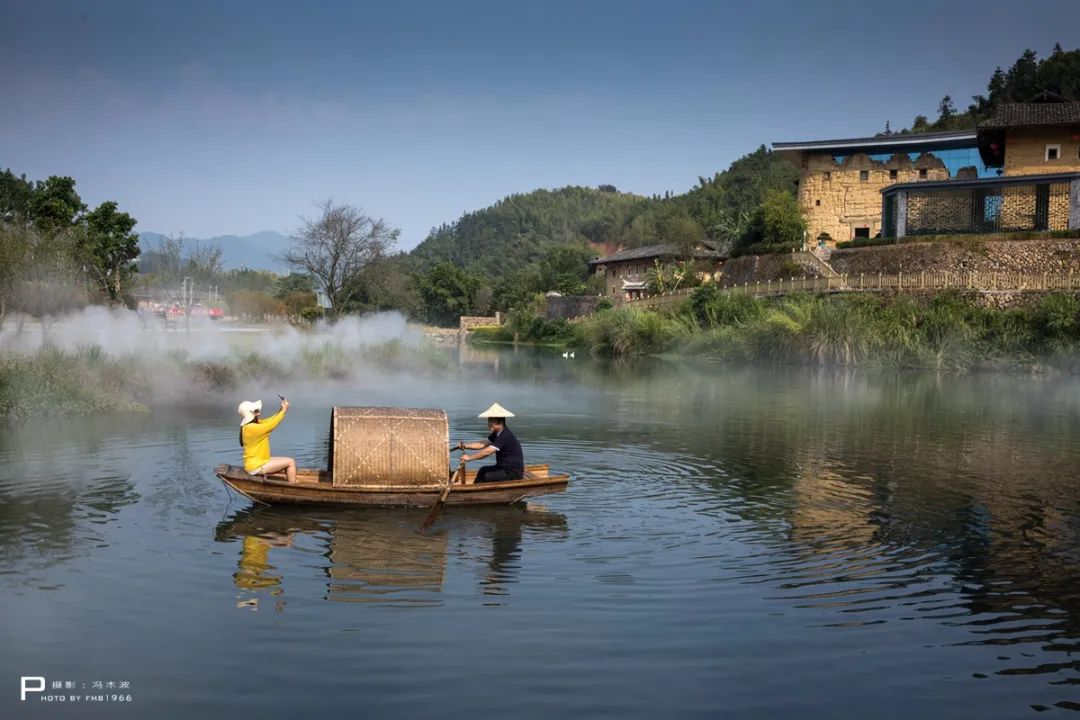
[574,286,1080,370]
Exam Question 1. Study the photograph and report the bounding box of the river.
[2,345,1079,718]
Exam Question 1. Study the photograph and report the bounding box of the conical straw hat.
[478,402,515,418]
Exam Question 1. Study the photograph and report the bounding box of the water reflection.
[0,416,146,588]
[6,353,1080,716]
[214,504,569,610]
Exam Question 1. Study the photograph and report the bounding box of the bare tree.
[284,200,399,319]
[145,234,224,330]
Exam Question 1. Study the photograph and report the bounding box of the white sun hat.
[238,399,263,426]
[478,402,515,418]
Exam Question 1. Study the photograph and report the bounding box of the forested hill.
[407,186,649,278]
[406,146,798,280]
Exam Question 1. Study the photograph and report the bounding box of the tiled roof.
[588,242,723,266]
[979,101,1080,129]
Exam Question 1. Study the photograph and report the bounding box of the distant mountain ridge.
[138,230,291,272]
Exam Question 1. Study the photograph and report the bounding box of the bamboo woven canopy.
[329,406,450,487]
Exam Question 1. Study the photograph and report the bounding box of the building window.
[859,170,869,182]
[1045,144,1061,161]
[853,227,871,239]
[889,169,898,180]
[824,171,831,181]
[815,199,821,206]
[918,168,928,179]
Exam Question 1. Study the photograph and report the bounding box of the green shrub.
[468,326,508,342]
[778,260,804,278]
[1028,292,1080,348]
[836,237,895,249]
[579,305,680,356]
[470,312,579,346]
[299,307,324,324]
[688,284,763,327]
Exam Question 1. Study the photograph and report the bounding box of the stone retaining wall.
[869,288,1080,310]
[829,239,1080,277]
[720,251,830,287]
[545,295,599,320]
[458,313,502,331]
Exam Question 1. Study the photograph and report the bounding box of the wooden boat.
[215,463,570,507]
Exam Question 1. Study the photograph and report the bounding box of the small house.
[587,242,726,300]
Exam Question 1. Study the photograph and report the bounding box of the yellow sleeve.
[246,410,284,440]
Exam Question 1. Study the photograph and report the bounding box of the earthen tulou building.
[773,93,1080,245]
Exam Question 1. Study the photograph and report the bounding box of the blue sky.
[2,0,1077,249]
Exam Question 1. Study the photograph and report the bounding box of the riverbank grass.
[501,285,1080,371]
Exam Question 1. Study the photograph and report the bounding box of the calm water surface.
[2,347,1080,718]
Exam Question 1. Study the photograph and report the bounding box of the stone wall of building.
[598,260,654,298]
[997,183,1072,231]
[1004,127,1080,176]
[906,188,975,235]
[827,238,1080,277]
[799,152,952,244]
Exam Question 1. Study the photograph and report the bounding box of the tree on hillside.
[742,190,806,249]
[937,95,956,123]
[418,261,481,326]
[903,45,1080,133]
[493,266,543,314]
[80,200,140,302]
[344,258,423,316]
[406,186,649,279]
[284,200,399,320]
[536,245,593,294]
[656,214,704,258]
[670,146,799,239]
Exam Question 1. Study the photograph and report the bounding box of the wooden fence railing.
[610,270,1080,312]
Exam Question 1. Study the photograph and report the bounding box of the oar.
[421,458,465,532]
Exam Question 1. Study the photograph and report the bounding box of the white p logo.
[21,677,45,701]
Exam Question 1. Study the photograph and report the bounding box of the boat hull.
[215,463,569,507]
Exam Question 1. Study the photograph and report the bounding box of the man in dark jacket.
[459,402,525,483]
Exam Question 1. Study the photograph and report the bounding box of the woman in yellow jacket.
[238,398,296,482]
